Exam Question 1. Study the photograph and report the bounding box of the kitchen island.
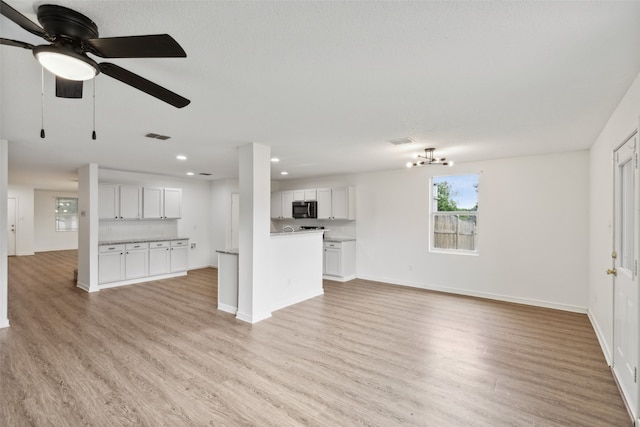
[216,229,324,319]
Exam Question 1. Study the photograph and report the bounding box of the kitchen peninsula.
[217,229,324,318]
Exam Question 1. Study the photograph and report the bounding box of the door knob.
[606,269,617,277]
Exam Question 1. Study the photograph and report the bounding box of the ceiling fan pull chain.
[92,78,97,140]
[40,66,45,139]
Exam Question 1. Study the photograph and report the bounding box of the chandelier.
[406,148,453,168]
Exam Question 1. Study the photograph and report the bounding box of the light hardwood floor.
[0,250,631,426]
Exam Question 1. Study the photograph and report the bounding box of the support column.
[77,164,99,292]
[0,139,9,328]
[236,143,272,323]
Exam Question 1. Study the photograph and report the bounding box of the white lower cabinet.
[99,244,125,284]
[99,239,188,286]
[149,241,171,276]
[125,243,149,279]
[323,240,356,281]
[170,240,189,272]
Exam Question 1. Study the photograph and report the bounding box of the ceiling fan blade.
[56,77,83,99]
[0,37,34,49]
[98,63,190,108]
[86,34,186,58]
[0,1,47,39]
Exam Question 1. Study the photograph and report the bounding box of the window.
[431,174,479,253]
[55,197,78,232]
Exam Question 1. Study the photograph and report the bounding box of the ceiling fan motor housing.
[37,4,99,42]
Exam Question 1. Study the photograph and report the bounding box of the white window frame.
[55,197,78,232]
[429,174,479,255]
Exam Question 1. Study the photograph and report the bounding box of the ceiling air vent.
[388,137,414,145]
[145,133,171,140]
[199,173,212,176]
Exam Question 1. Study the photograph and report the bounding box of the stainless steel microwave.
[292,200,317,219]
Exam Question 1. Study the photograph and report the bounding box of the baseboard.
[323,274,356,282]
[98,271,187,290]
[236,310,272,324]
[218,303,237,314]
[355,274,588,314]
[76,281,99,293]
[17,251,35,256]
[187,264,213,271]
[588,309,612,366]
[0,318,9,329]
[272,289,324,312]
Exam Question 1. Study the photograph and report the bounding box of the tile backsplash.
[99,220,178,241]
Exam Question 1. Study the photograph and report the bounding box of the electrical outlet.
[190,243,196,249]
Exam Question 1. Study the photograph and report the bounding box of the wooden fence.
[433,214,476,251]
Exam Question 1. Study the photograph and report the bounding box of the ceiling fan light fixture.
[33,45,98,81]
[406,148,453,168]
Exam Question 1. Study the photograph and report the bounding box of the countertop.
[216,249,239,255]
[324,237,356,243]
[270,229,326,236]
[99,237,189,246]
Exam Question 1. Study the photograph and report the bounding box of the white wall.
[588,72,640,362]
[34,190,79,252]
[7,185,34,256]
[98,169,212,270]
[210,179,239,267]
[279,150,590,312]
[0,139,9,328]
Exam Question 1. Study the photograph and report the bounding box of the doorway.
[612,132,638,418]
[7,197,16,256]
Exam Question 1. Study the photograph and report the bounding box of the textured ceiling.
[2,1,640,190]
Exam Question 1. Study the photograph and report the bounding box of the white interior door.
[612,133,638,417]
[7,197,16,256]
[231,193,239,249]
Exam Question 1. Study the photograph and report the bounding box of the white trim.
[98,271,187,290]
[76,281,99,293]
[218,303,237,314]
[16,251,35,256]
[0,318,9,329]
[588,309,613,365]
[236,310,272,324]
[272,289,324,312]
[187,264,211,271]
[323,274,356,282]
[355,274,587,313]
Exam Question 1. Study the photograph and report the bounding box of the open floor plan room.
[0,250,629,426]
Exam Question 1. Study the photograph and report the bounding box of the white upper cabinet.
[316,188,332,219]
[271,191,283,219]
[98,184,119,219]
[316,187,355,220]
[99,184,142,220]
[119,186,142,219]
[281,191,294,219]
[143,188,164,219]
[331,187,355,220]
[163,188,182,219]
[271,187,354,220]
[271,191,295,219]
[143,187,182,219]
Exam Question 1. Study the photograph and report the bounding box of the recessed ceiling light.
[186,172,194,176]
[271,157,280,162]
[280,171,288,175]
[176,155,187,160]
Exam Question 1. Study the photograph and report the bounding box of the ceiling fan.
[0,1,190,108]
